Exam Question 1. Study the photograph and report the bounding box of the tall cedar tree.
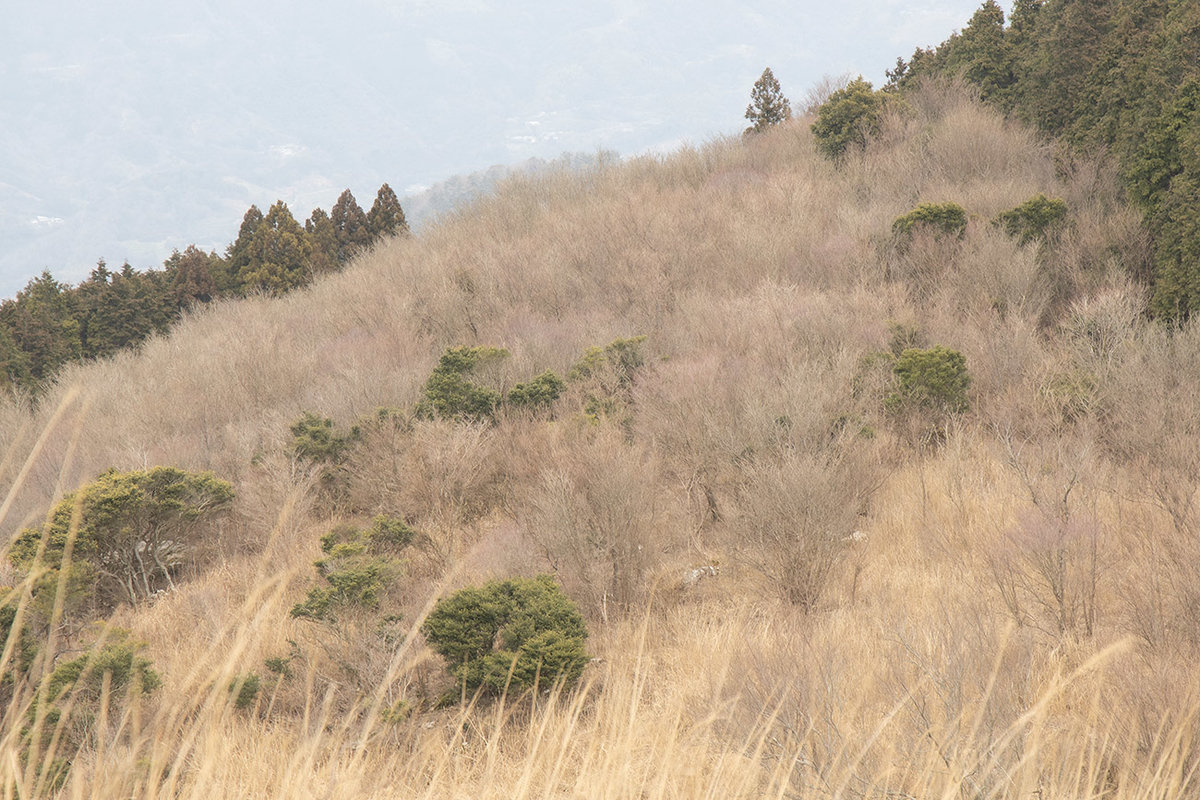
[167,245,221,306]
[305,208,340,276]
[0,271,82,384]
[368,183,409,239]
[237,201,314,295]
[744,68,792,134]
[75,261,174,358]
[331,189,372,263]
[225,205,265,293]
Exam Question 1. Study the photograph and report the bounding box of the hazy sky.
[0,0,987,297]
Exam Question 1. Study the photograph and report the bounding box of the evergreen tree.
[810,77,884,160]
[226,205,265,294]
[77,262,174,359]
[166,245,221,307]
[0,325,31,390]
[1022,0,1117,134]
[331,189,372,263]
[10,466,234,610]
[744,67,792,135]
[0,271,82,384]
[953,1,1015,104]
[367,183,409,240]
[305,208,340,276]
[1141,79,1200,319]
[237,201,314,295]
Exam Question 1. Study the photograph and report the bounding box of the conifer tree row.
[0,184,409,394]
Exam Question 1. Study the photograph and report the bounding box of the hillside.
[1,81,1198,798]
[890,0,1200,317]
[2,0,983,297]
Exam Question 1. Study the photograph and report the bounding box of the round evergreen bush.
[996,193,1068,244]
[891,202,969,240]
[887,345,972,416]
[811,77,884,160]
[422,575,589,697]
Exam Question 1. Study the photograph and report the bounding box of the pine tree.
[367,183,409,240]
[744,67,792,135]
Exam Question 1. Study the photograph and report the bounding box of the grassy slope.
[1,82,1198,798]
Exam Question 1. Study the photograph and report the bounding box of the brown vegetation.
[0,81,1197,798]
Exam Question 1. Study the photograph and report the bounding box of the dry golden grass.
[1,80,1198,797]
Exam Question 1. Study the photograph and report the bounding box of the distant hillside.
[403,151,620,230]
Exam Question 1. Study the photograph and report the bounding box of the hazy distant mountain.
[404,151,620,230]
[0,0,983,297]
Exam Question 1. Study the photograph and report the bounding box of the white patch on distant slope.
[425,38,462,67]
[269,144,307,159]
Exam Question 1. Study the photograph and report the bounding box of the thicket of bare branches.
[0,81,1197,797]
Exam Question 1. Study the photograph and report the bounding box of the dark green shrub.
[289,412,360,463]
[507,370,566,411]
[568,336,647,388]
[10,467,233,612]
[363,514,417,552]
[887,345,972,416]
[28,628,160,760]
[264,655,294,680]
[291,517,414,621]
[0,594,39,680]
[318,515,415,556]
[811,77,885,160]
[229,672,261,709]
[996,194,1068,244]
[422,575,589,697]
[416,346,510,421]
[892,202,969,240]
[568,336,648,428]
[45,631,162,701]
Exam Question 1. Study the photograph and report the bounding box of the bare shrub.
[345,415,505,575]
[1100,323,1200,652]
[987,429,1103,640]
[885,227,966,301]
[735,443,883,612]
[931,227,1050,322]
[1061,284,1144,374]
[988,506,1101,640]
[523,428,667,621]
[801,71,853,116]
